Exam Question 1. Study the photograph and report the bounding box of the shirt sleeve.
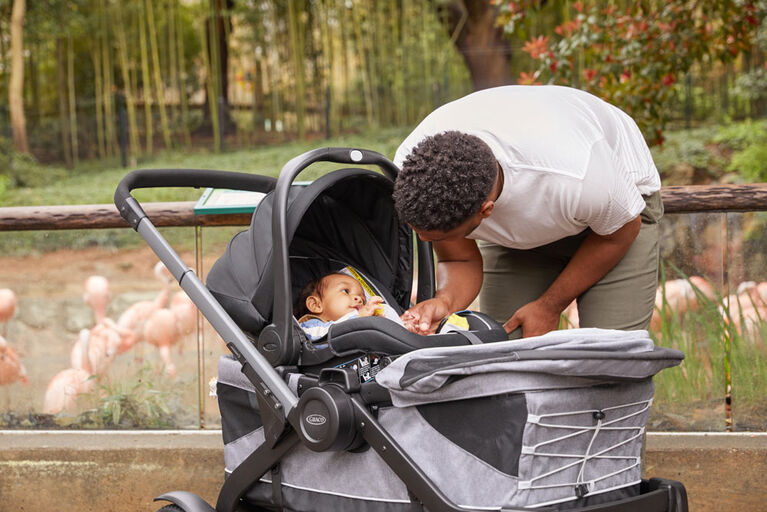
[576,138,646,236]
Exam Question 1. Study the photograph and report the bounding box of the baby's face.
[316,274,367,321]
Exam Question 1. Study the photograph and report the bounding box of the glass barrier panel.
[725,212,767,432]
[0,227,201,429]
[199,224,246,430]
[649,212,727,431]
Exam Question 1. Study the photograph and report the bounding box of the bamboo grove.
[0,0,473,166]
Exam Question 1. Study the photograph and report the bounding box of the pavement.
[1,430,766,511]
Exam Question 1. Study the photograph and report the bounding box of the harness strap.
[271,465,283,509]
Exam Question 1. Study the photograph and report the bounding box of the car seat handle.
[270,147,400,365]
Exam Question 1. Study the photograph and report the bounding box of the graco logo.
[306,414,327,426]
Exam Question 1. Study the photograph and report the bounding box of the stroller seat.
[217,327,683,511]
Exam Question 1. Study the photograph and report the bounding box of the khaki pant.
[478,191,664,334]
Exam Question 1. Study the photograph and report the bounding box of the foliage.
[79,364,179,428]
[713,120,767,181]
[728,143,767,182]
[0,136,67,194]
[651,267,767,430]
[497,0,767,145]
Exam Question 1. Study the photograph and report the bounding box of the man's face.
[412,212,484,243]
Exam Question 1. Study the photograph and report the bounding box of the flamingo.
[42,368,95,415]
[0,335,27,409]
[170,291,197,354]
[0,288,17,337]
[144,308,181,376]
[116,262,173,354]
[561,300,579,329]
[651,276,716,331]
[723,281,767,339]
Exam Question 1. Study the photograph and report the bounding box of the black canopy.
[206,168,414,336]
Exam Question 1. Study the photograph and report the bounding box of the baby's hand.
[358,296,385,317]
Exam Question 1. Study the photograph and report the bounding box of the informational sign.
[193,182,312,215]
[193,188,266,215]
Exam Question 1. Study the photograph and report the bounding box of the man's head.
[295,273,368,322]
[393,131,498,240]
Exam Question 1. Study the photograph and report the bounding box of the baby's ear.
[306,295,323,314]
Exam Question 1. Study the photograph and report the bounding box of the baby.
[295,273,384,341]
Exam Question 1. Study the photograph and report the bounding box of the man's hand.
[503,298,562,338]
[401,297,451,335]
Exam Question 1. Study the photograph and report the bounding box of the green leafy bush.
[728,143,767,182]
[0,136,67,190]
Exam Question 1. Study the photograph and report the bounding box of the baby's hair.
[293,272,354,318]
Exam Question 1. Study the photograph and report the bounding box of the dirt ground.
[0,245,229,428]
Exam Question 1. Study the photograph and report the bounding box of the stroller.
[114,148,689,512]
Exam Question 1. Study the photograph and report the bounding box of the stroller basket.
[114,147,688,512]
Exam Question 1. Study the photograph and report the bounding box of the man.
[393,85,663,337]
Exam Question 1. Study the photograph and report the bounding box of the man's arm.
[504,215,642,337]
[401,237,483,334]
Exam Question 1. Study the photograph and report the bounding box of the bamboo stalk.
[56,38,73,168]
[138,3,154,156]
[168,0,180,132]
[100,0,116,158]
[145,0,173,149]
[67,35,79,165]
[114,2,142,163]
[287,0,306,139]
[176,2,191,147]
[202,14,221,152]
[92,45,106,159]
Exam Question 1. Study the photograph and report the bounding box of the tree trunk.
[9,0,29,154]
[445,0,512,90]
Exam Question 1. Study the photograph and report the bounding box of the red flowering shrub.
[497,0,766,145]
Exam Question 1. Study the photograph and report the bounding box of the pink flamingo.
[0,288,17,337]
[71,276,133,375]
[116,262,173,354]
[561,300,579,329]
[724,281,767,339]
[651,276,716,331]
[42,368,95,415]
[170,291,197,354]
[0,335,27,409]
[143,308,181,376]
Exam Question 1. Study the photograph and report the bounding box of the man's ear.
[478,200,495,219]
[306,295,323,314]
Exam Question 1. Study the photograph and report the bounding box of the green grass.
[3,128,410,207]
[0,128,410,257]
[650,268,767,429]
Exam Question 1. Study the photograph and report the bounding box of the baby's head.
[295,273,368,322]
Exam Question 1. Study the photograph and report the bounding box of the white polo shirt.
[393,86,660,250]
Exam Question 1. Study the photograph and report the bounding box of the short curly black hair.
[393,131,497,231]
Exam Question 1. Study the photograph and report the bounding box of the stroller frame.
[114,148,688,512]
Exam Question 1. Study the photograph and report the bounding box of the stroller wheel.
[156,505,183,512]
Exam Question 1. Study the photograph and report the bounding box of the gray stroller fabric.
[217,328,683,510]
[375,328,683,406]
